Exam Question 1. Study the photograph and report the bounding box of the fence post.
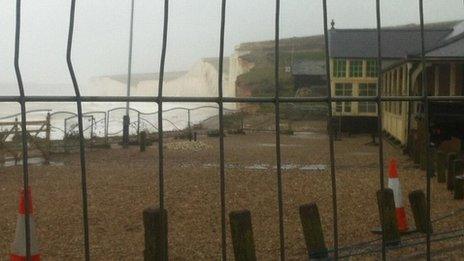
[408,190,432,233]
[187,109,192,141]
[436,151,447,183]
[455,176,464,200]
[377,188,400,245]
[123,115,130,148]
[229,210,257,261]
[143,208,168,261]
[240,111,244,132]
[63,118,68,153]
[428,147,436,177]
[447,153,457,190]
[137,112,141,139]
[105,111,109,145]
[140,131,147,152]
[90,116,95,147]
[453,159,463,199]
[299,203,328,259]
[45,113,51,164]
[414,137,422,165]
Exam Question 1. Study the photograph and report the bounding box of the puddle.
[259,143,304,147]
[299,164,327,171]
[346,152,376,156]
[201,162,327,172]
[293,132,327,139]
[245,164,269,170]
[1,157,64,167]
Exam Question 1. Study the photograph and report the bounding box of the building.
[292,60,327,97]
[328,22,455,133]
[381,21,464,153]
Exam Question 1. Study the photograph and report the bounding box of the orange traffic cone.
[388,159,408,232]
[10,187,40,261]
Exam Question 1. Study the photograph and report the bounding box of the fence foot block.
[140,131,147,152]
[229,210,257,261]
[375,188,400,246]
[408,190,432,234]
[299,203,328,259]
[454,176,464,200]
[447,153,458,190]
[143,208,168,261]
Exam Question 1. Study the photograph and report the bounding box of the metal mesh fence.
[5,0,464,260]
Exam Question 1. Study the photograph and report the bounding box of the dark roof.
[329,28,452,59]
[425,36,464,58]
[421,22,464,58]
[292,60,326,75]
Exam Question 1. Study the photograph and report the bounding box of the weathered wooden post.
[187,109,192,141]
[143,208,168,261]
[436,151,447,183]
[419,143,427,170]
[140,131,147,152]
[299,203,328,259]
[455,176,464,200]
[428,147,437,177]
[45,113,51,164]
[453,159,464,199]
[229,210,257,261]
[408,190,432,233]
[193,132,197,142]
[104,111,109,146]
[414,138,421,165]
[377,189,400,245]
[417,119,426,169]
[137,112,141,140]
[123,115,130,148]
[447,153,457,190]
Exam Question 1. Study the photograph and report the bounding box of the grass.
[237,50,325,99]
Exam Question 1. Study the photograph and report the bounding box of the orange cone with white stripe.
[388,159,408,232]
[10,187,40,261]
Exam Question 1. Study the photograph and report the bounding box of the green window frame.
[358,83,377,113]
[333,59,347,78]
[366,60,378,77]
[349,60,363,77]
[334,83,352,113]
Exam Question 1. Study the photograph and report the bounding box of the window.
[335,83,352,113]
[333,59,347,78]
[366,60,378,77]
[349,60,363,77]
[358,83,377,113]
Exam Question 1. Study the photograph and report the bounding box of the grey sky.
[0,0,463,91]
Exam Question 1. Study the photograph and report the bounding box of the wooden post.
[428,147,436,177]
[414,138,421,165]
[123,115,130,148]
[454,176,464,200]
[143,208,168,261]
[45,113,51,164]
[229,210,257,261]
[436,151,447,183]
[140,131,147,152]
[377,189,400,245]
[299,203,328,259]
[193,132,197,142]
[408,190,432,233]
[447,153,457,190]
[453,160,464,199]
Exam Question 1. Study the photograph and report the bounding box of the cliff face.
[91,58,233,98]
